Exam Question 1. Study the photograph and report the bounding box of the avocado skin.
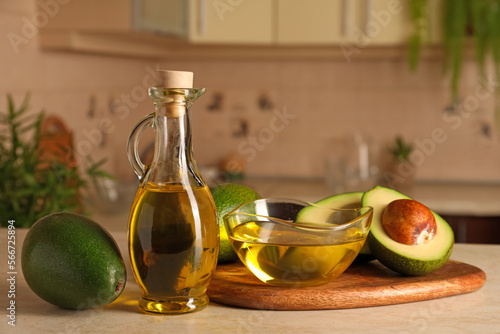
[368,233,453,276]
[21,212,126,309]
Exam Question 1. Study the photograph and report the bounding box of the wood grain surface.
[207,260,486,310]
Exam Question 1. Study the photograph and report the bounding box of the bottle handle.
[127,113,154,180]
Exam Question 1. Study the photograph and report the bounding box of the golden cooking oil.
[128,183,218,314]
[229,221,365,287]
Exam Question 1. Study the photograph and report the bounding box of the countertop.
[2,228,500,334]
[90,179,500,234]
[240,178,500,217]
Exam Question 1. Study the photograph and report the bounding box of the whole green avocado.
[21,212,127,309]
[210,183,261,263]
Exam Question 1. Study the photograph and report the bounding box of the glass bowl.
[223,198,373,287]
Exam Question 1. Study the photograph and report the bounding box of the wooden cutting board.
[207,260,486,310]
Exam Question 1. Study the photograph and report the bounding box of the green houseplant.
[390,135,414,162]
[0,93,111,228]
[382,135,415,191]
[410,1,500,107]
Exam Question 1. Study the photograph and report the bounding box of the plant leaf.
[442,0,468,99]
[408,0,429,71]
[0,92,116,227]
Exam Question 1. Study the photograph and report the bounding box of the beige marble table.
[2,228,499,334]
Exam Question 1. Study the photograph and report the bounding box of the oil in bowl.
[224,199,373,288]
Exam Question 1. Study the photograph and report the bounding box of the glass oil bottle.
[126,70,219,315]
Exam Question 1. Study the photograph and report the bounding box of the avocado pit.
[381,199,437,245]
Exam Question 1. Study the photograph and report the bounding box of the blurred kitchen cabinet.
[39,0,272,44]
[366,0,410,45]
[277,0,360,44]
[132,0,187,37]
[138,0,443,46]
[135,0,273,44]
[188,0,273,44]
[277,0,411,46]
[38,0,443,59]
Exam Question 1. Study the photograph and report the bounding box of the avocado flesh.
[295,192,374,262]
[21,212,127,309]
[362,186,454,275]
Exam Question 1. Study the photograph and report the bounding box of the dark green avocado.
[21,212,126,309]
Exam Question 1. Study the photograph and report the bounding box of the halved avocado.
[362,186,454,276]
[295,192,374,262]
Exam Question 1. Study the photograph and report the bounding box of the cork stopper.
[157,70,193,88]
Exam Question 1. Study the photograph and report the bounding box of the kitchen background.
[2,0,500,242]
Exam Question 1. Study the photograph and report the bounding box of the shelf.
[38,29,445,61]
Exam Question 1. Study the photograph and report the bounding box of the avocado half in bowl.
[297,191,374,263]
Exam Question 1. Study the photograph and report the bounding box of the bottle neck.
[146,105,198,185]
[154,108,193,164]
[140,88,205,188]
